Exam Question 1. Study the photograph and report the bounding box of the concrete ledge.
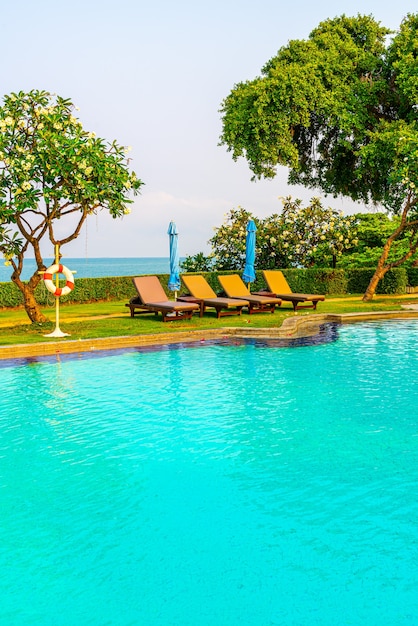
[1,309,418,361]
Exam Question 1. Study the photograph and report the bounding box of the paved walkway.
[401,303,418,310]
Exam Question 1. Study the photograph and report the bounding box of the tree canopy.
[219,14,418,299]
[336,213,414,268]
[0,90,143,322]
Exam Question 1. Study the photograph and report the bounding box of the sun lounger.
[181,274,249,318]
[218,274,281,314]
[261,270,325,312]
[125,276,199,322]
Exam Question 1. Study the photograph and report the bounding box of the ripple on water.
[0,320,417,625]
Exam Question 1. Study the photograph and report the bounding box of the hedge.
[0,267,409,309]
[344,267,408,294]
[181,268,406,296]
[407,267,418,287]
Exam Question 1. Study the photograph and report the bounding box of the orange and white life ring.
[43,263,75,297]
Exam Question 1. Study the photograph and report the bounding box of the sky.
[2,0,418,258]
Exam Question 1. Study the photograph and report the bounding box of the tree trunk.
[363,196,418,301]
[362,264,390,301]
[12,275,49,323]
[362,237,393,302]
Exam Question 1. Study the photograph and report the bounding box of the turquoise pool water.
[1,321,417,625]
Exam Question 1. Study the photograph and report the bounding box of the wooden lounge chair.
[125,276,199,322]
[181,274,249,318]
[261,270,325,312]
[218,274,281,314]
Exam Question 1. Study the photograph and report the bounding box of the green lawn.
[0,293,417,346]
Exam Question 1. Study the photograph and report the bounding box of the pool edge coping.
[1,309,418,360]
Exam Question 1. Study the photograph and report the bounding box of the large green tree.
[219,13,418,300]
[0,90,143,322]
[336,213,413,268]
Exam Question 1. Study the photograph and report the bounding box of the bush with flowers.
[182,197,358,272]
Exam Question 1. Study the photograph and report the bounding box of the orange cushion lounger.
[125,276,199,322]
[218,274,281,314]
[181,274,249,318]
[262,270,325,312]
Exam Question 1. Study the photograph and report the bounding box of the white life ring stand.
[43,263,75,297]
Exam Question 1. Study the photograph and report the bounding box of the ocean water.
[0,321,417,625]
[0,257,179,282]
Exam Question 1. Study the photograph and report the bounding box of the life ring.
[43,263,75,297]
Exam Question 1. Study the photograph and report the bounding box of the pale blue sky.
[3,0,417,257]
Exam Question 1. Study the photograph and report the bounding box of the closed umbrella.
[167,221,180,299]
[242,219,257,287]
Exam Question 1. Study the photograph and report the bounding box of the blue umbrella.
[242,219,257,286]
[167,221,180,298]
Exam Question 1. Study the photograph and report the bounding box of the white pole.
[44,245,70,338]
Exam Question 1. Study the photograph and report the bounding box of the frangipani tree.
[206,198,357,270]
[209,207,254,270]
[220,14,418,299]
[0,90,143,322]
[270,197,358,268]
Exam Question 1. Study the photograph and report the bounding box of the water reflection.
[0,323,341,369]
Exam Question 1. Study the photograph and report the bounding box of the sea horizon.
[0,257,183,283]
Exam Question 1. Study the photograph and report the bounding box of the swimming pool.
[1,321,417,625]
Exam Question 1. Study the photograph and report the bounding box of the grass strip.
[0,294,417,346]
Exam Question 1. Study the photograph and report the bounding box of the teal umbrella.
[242,219,257,286]
[167,221,180,298]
